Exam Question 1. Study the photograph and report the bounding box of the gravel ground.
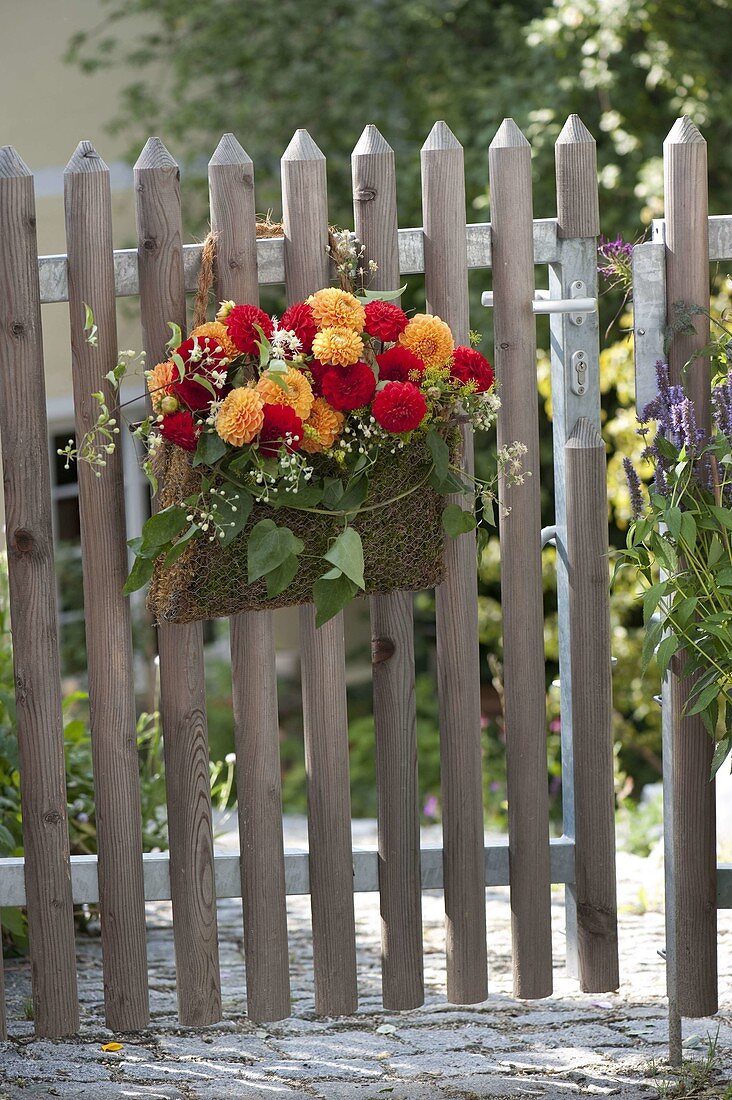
[1,822,730,1100]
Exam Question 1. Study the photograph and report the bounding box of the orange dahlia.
[301,398,345,454]
[255,367,314,421]
[215,387,264,447]
[312,326,364,367]
[190,321,239,360]
[146,360,176,412]
[398,313,454,370]
[307,287,366,332]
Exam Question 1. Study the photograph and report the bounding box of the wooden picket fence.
[0,115,619,1039]
[633,117,732,1058]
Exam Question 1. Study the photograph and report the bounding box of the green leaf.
[163,524,199,567]
[312,571,359,628]
[190,372,218,398]
[643,581,667,623]
[665,505,682,541]
[641,619,664,674]
[680,510,697,549]
[193,431,227,467]
[166,322,183,352]
[247,520,304,583]
[337,478,368,513]
[265,555,300,597]
[139,506,188,556]
[324,527,365,589]
[711,504,732,531]
[123,555,156,595]
[656,634,679,677]
[442,503,477,536]
[708,534,725,566]
[686,679,722,717]
[171,352,186,381]
[425,429,450,485]
[671,595,698,629]
[357,285,407,303]
[215,490,253,547]
[715,566,732,588]
[710,735,732,778]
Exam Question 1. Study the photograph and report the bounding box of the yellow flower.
[307,287,366,332]
[255,367,314,421]
[399,313,454,370]
[146,360,176,412]
[190,321,239,360]
[215,387,264,447]
[301,398,345,454]
[312,326,364,367]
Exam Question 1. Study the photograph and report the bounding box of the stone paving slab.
[0,846,730,1099]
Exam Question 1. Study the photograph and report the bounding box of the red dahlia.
[307,358,330,397]
[280,302,318,355]
[159,409,200,452]
[364,300,409,341]
[172,336,231,411]
[450,346,494,392]
[321,361,376,411]
[258,403,303,457]
[223,304,274,355]
[376,345,425,383]
[372,381,427,433]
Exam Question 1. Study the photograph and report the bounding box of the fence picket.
[134,137,222,1026]
[565,419,618,992]
[64,141,149,1031]
[421,121,488,1004]
[0,146,79,1037]
[209,132,291,1022]
[352,124,424,1011]
[663,117,717,1018]
[281,129,358,1016]
[489,118,553,999]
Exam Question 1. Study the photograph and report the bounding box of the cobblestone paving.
[1,833,730,1100]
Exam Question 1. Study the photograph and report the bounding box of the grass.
[648,1030,732,1098]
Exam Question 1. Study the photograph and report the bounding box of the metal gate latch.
[481,279,597,321]
[571,350,587,396]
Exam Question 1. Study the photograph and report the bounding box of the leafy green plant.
[622,356,732,775]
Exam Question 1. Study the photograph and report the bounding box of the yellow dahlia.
[307,287,366,332]
[215,387,264,447]
[255,367,314,421]
[146,360,176,413]
[399,313,454,370]
[190,321,239,360]
[301,398,345,454]
[312,326,364,367]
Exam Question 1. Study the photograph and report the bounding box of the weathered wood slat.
[64,141,149,1031]
[36,220,572,304]
[210,132,291,1023]
[134,137,222,1026]
[0,146,79,1038]
[421,122,488,1005]
[565,419,618,993]
[489,119,553,999]
[663,117,717,1019]
[352,124,424,1011]
[555,115,600,240]
[282,129,358,1016]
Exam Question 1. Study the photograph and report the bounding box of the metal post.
[548,234,602,978]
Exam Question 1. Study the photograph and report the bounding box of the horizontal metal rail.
[652,213,732,262]
[0,838,575,907]
[36,219,564,304]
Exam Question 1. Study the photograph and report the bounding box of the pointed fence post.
[352,124,424,1011]
[134,137,222,1027]
[209,132,291,1023]
[550,115,618,992]
[489,118,553,1000]
[281,129,358,1017]
[422,121,488,1005]
[64,140,149,1031]
[0,146,79,1037]
[663,117,717,1020]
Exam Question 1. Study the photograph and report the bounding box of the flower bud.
[160,395,180,415]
